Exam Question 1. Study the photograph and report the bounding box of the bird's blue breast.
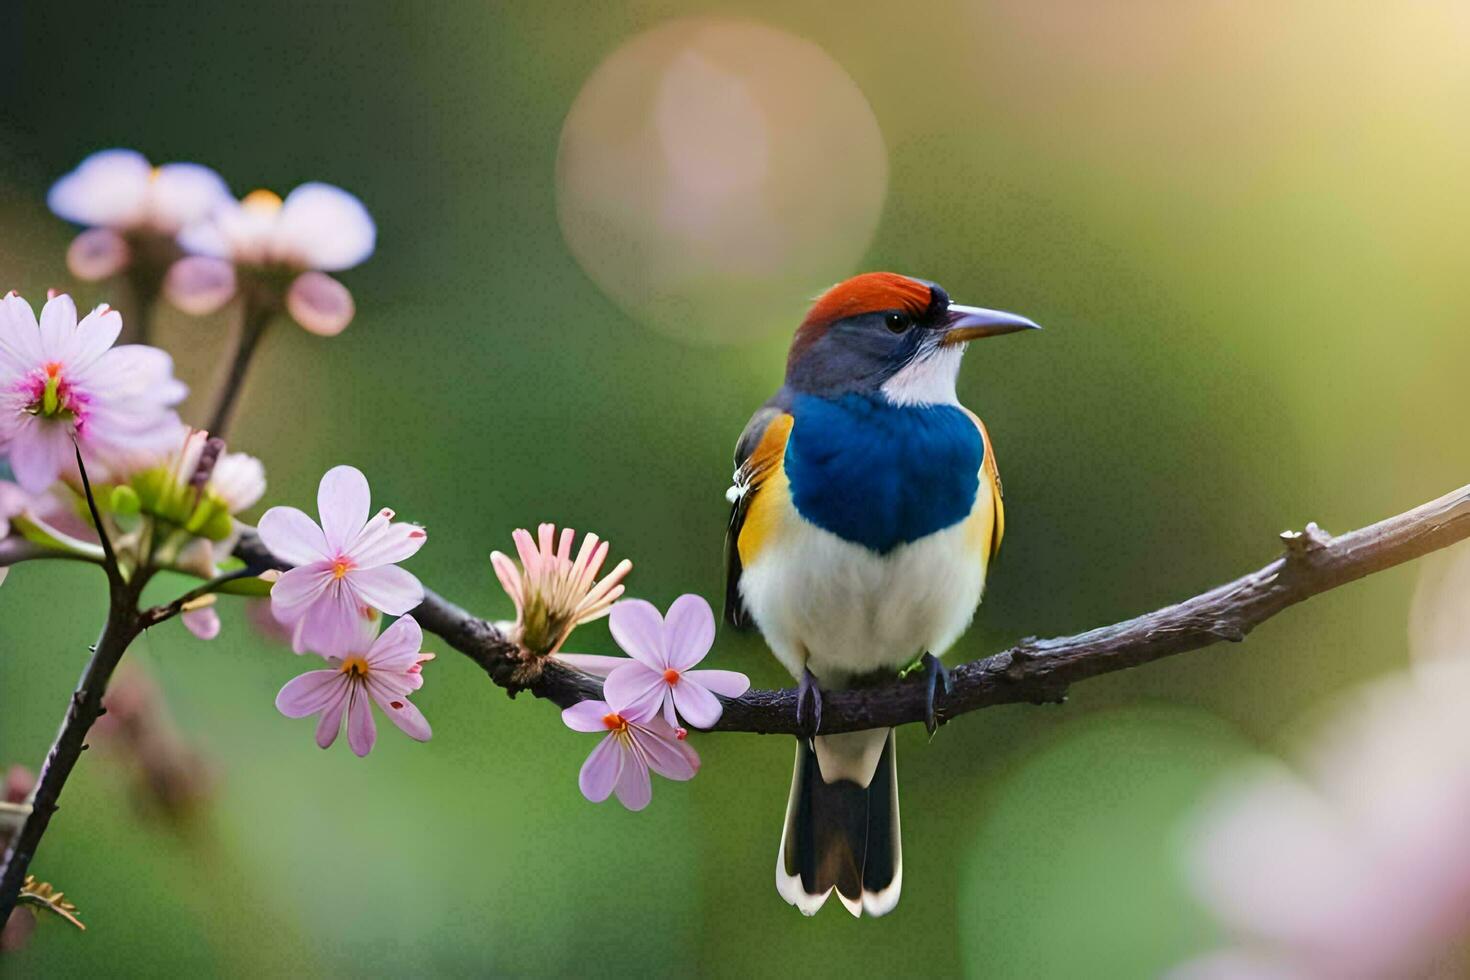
[783,393,984,554]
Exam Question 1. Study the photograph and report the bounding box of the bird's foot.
[795,668,823,741]
[921,652,952,738]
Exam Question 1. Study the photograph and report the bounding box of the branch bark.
[235,481,1470,736]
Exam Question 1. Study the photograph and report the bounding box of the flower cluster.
[49,148,374,337]
[166,183,373,336]
[0,143,769,961]
[558,595,749,810]
[262,466,433,757]
[259,465,426,656]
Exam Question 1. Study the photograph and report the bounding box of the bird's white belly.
[739,513,987,686]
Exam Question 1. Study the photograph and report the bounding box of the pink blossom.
[182,606,221,640]
[561,699,698,810]
[0,292,186,493]
[258,465,426,656]
[491,522,631,657]
[169,184,373,335]
[48,149,231,282]
[1175,660,1470,978]
[276,614,434,757]
[601,595,749,729]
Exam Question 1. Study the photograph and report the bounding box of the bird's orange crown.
[789,272,933,367]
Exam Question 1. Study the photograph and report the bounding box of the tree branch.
[233,480,1470,736]
[0,595,143,919]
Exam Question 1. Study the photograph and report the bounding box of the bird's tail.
[776,727,901,917]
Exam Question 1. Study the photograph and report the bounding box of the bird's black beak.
[939,304,1042,345]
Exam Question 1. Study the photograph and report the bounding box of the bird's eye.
[884,312,910,333]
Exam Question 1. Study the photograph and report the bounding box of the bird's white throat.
[879,344,963,406]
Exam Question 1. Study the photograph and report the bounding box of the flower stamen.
[339,656,370,678]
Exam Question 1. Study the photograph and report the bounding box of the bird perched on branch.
[725,272,1038,916]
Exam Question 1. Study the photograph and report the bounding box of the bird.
[724,271,1038,917]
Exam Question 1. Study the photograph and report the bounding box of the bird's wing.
[724,398,794,630]
[964,408,1006,562]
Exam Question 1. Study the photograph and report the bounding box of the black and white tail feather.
[776,728,901,917]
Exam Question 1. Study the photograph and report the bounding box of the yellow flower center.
[242,188,283,213]
[339,656,370,678]
[331,558,354,580]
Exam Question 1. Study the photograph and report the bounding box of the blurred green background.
[3,1,1469,976]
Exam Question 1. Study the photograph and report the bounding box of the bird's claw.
[921,652,951,738]
[795,668,823,741]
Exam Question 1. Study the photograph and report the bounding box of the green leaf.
[215,574,275,597]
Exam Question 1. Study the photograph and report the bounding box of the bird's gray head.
[784,272,1039,405]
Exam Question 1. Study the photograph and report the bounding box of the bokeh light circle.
[556,17,888,346]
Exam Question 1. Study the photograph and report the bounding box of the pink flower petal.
[609,598,667,669]
[269,564,333,623]
[671,678,724,730]
[563,699,613,733]
[163,256,237,316]
[490,551,523,610]
[37,294,76,359]
[350,564,424,616]
[182,606,221,641]
[684,668,751,699]
[346,684,376,757]
[276,669,345,718]
[350,519,426,568]
[286,272,354,336]
[257,506,329,565]
[292,579,369,656]
[367,675,429,743]
[552,653,626,679]
[66,228,131,282]
[612,744,653,810]
[47,148,151,227]
[66,304,124,372]
[604,661,670,724]
[373,690,429,743]
[663,594,715,670]
[276,183,376,271]
[148,162,231,234]
[317,465,371,553]
[315,684,349,748]
[10,422,73,495]
[0,293,44,366]
[367,614,423,670]
[579,733,624,802]
[636,720,700,781]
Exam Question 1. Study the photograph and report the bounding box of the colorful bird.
[725,272,1038,916]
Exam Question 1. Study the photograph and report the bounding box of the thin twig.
[236,480,1470,735]
[72,444,121,590]
[207,293,275,439]
[139,567,259,628]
